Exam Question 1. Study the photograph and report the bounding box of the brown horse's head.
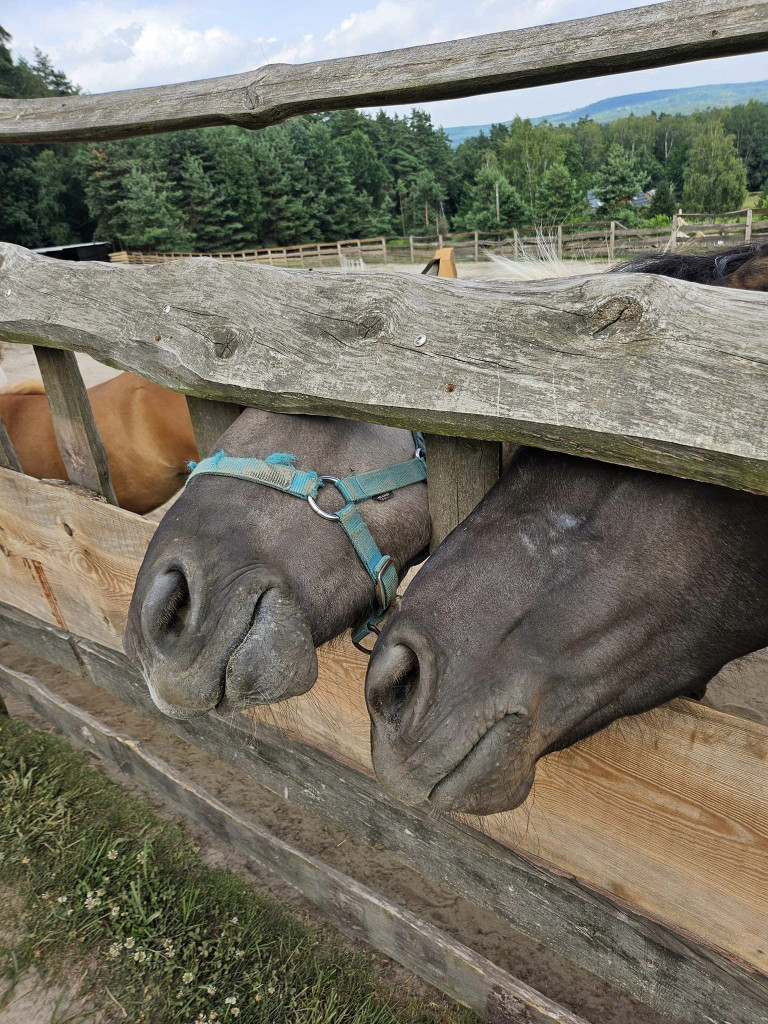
[365,243,768,815]
[124,410,429,719]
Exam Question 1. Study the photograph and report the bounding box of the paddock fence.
[107,208,768,268]
[2,3,768,1023]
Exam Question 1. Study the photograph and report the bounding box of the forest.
[2,24,768,253]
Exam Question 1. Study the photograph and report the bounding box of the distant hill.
[443,80,768,147]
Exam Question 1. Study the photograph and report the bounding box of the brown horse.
[0,373,198,514]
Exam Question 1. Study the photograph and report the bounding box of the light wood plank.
[0,660,587,1024]
[2,605,766,1024]
[34,346,118,504]
[1,1,767,143]
[2,467,768,989]
[0,467,154,647]
[185,396,242,457]
[5,245,768,491]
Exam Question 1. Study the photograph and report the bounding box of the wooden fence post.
[186,397,242,458]
[34,347,118,505]
[474,230,479,262]
[557,224,563,260]
[424,436,502,551]
[336,241,343,266]
[513,228,520,258]
[357,239,363,263]
[409,235,414,262]
[316,244,322,266]
[609,221,616,261]
[0,413,22,472]
[745,207,753,243]
[381,237,387,263]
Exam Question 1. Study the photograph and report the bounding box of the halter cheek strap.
[185,432,426,647]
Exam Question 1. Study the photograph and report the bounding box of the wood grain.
[2,603,766,1024]
[34,346,118,504]
[185,396,241,456]
[0,659,587,1024]
[0,467,154,647]
[1,1,767,143]
[1,469,768,992]
[5,244,768,491]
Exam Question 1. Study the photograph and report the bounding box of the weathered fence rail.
[4,242,768,493]
[2,0,768,144]
[2,3,768,1022]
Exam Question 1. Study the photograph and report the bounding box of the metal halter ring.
[307,476,343,520]
[375,556,396,608]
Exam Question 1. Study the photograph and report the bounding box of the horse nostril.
[143,568,193,650]
[367,643,421,726]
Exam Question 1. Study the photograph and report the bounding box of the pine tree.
[647,179,676,218]
[592,145,646,214]
[533,163,589,223]
[457,157,528,231]
[118,168,193,251]
[682,119,747,212]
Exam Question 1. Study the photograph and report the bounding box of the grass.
[0,716,477,1024]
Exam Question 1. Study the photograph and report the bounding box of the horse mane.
[612,240,768,284]
[0,380,46,395]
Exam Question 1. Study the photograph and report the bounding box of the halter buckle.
[375,556,396,608]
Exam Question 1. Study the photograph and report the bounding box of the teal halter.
[185,432,427,649]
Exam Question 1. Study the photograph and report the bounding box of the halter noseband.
[185,432,427,649]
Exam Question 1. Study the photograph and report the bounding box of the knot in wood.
[211,327,239,359]
[355,310,387,341]
[589,296,643,335]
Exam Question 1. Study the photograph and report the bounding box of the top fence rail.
[1,0,768,144]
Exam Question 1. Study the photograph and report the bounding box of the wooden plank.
[33,346,118,504]
[2,1,768,143]
[0,412,22,472]
[0,467,154,648]
[425,434,501,550]
[0,660,587,1024]
[1,606,766,1024]
[5,246,768,491]
[185,396,241,457]
[3,471,768,995]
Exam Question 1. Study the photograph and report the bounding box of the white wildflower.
[107,849,118,860]
[133,950,147,963]
[110,905,120,918]
[57,896,68,904]
[107,942,122,959]
[230,916,238,924]
[136,851,146,864]
[225,996,237,1005]
[20,856,29,865]
[124,937,135,949]
[230,1010,240,1018]
[207,985,217,995]
[234,949,245,959]
[182,971,194,984]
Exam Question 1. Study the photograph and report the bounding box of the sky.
[3,0,768,128]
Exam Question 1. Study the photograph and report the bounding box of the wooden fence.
[109,209,768,268]
[2,4,768,1023]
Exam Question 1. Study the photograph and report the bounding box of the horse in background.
[0,373,198,514]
